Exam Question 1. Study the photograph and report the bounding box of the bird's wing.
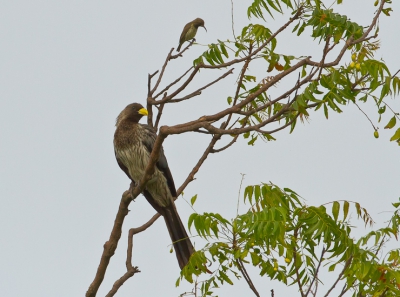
[140,124,177,197]
[179,22,192,45]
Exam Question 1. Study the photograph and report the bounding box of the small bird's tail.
[162,203,194,269]
[177,43,182,52]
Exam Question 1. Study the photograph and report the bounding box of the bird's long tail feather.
[162,203,194,270]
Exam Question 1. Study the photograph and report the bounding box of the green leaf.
[323,103,329,119]
[248,135,258,146]
[384,116,396,129]
[301,65,307,78]
[191,194,198,206]
[220,43,229,58]
[188,213,197,231]
[219,271,234,285]
[390,128,400,142]
[343,201,349,221]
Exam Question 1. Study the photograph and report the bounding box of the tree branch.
[153,67,194,100]
[86,189,134,297]
[236,259,261,297]
[168,68,234,103]
[305,247,326,296]
[324,256,353,297]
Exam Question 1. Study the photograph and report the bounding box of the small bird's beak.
[202,26,207,32]
[138,108,148,116]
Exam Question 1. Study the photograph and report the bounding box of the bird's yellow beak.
[138,108,148,116]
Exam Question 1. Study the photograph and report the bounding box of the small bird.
[113,103,194,270]
[177,18,207,52]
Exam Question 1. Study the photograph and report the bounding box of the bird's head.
[193,18,207,32]
[116,103,148,126]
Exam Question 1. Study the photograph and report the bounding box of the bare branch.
[105,228,140,297]
[318,36,332,80]
[152,66,201,104]
[169,68,234,103]
[307,36,354,68]
[86,189,134,297]
[353,101,377,131]
[352,0,385,44]
[150,48,174,95]
[153,67,194,100]
[211,135,239,153]
[147,71,159,127]
[154,100,166,131]
[171,39,196,59]
[224,54,252,129]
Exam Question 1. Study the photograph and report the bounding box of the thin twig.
[236,259,261,297]
[230,0,235,39]
[236,173,245,217]
[305,247,326,296]
[171,39,196,59]
[353,101,377,131]
[153,67,194,100]
[169,68,234,103]
[150,49,174,95]
[352,0,385,44]
[324,256,353,297]
[293,229,306,297]
[154,100,166,131]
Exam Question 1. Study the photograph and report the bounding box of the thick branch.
[86,190,134,297]
[157,57,310,136]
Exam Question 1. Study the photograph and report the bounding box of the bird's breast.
[185,25,198,41]
[115,144,149,183]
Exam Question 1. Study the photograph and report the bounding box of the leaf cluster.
[179,183,400,297]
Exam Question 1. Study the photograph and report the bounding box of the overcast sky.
[1,1,399,296]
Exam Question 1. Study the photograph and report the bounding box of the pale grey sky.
[1,1,399,296]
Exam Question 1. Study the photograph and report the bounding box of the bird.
[177,18,207,52]
[113,103,194,270]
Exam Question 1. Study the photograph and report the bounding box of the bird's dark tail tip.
[162,204,194,270]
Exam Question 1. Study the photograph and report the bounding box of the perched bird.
[113,103,194,270]
[177,18,207,52]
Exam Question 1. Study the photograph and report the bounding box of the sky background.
[1,1,399,296]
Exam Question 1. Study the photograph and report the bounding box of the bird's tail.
[162,203,194,270]
[177,44,182,52]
